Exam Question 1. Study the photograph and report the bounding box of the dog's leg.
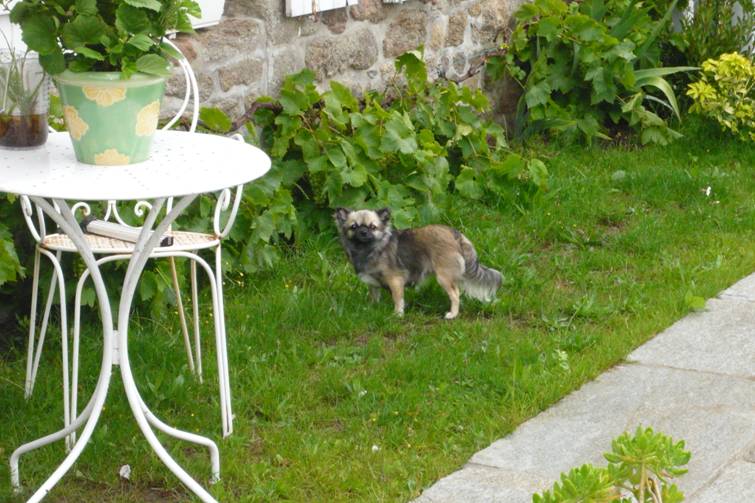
[385,276,405,316]
[436,274,460,320]
[369,286,381,303]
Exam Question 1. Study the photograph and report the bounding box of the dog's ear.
[334,207,350,226]
[377,207,391,224]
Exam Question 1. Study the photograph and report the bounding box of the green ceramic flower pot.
[54,71,166,166]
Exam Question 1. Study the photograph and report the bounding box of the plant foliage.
[228,49,547,271]
[5,0,200,77]
[687,52,755,141]
[489,0,694,145]
[676,0,754,67]
[533,426,690,503]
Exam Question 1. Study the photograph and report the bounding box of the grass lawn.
[1,120,753,502]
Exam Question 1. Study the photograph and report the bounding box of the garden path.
[416,273,755,502]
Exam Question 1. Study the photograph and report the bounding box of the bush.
[227,49,547,271]
[489,0,693,145]
[676,0,754,67]
[687,52,755,141]
[533,427,691,502]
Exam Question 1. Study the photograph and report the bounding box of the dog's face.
[334,208,391,245]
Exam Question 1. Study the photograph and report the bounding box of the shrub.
[489,0,694,145]
[232,50,547,271]
[677,0,754,67]
[533,427,691,502]
[687,52,755,141]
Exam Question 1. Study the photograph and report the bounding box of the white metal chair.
[20,39,240,442]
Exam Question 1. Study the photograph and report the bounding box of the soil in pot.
[0,113,48,148]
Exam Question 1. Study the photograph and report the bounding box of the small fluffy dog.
[334,207,502,319]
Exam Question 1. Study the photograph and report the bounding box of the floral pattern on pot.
[54,71,166,166]
[82,86,127,107]
[63,106,89,140]
[135,100,160,137]
[94,148,131,166]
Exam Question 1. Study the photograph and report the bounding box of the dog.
[334,207,502,319]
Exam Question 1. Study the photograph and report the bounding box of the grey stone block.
[720,273,755,301]
[416,464,549,503]
[690,461,755,502]
[448,365,755,500]
[628,297,755,378]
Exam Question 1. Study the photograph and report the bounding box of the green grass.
[1,120,754,502]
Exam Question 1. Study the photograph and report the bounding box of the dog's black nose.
[358,228,369,238]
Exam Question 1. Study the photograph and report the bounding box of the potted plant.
[7,0,200,165]
[0,44,49,148]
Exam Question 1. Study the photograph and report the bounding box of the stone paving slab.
[627,297,755,378]
[720,274,755,301]
[413,464,547,503]
[689,461,755,503]
[418,364,755,502]
[417,274,755,503]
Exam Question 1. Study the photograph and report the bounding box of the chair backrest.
[22,40,201,242]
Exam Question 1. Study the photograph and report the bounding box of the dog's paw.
[394,309,405,318]
[444,311,458,320]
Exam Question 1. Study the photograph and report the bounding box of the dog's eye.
[350,224,357,230]
[369,224,376,230]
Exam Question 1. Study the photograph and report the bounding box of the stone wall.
[166,0,522,122]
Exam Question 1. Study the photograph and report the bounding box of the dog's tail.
[456,232,502,302]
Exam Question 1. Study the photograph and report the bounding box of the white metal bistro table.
[0,130,271,502]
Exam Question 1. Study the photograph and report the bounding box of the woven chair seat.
[42,230,219,254]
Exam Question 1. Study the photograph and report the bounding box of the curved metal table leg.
[11,198,115,503]
[113,195,219,502]
[11,196,222,503]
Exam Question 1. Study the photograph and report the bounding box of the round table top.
[0,131,271,200]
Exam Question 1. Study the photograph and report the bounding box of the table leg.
[113,195,220,503]
[10,196,223,503]
[11,197,115,503]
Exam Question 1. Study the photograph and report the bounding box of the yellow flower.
[82,86,127,107]
[135,100,161,137]
[63,106,89,140]
[94,148,131,166]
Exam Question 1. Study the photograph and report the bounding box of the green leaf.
[160,41,183,60]
[637,76,681,119]
[455,166,483,200]
[329,81,359,112]
[536,16,561,40]
[341,166,368,187]
[395,49,427,93]
[116,4,151,34]
[525,80,551,108]
[124,0,163,12]
[39,47,66,74]
[75,0,98,15]
[74,46,105,61]
[62,15,107,48]
[128,34,156,51]
[199,107,232,132]
[636,0,678,61]
[135,54,171,76]
[565,14,603,42]
[634,67,698,81]
[381,114,417,154]
[609,0,643,39]
[9,2,33,24]
[68,57,95,73]
[325,145,347,169]
[20,16,58,55]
